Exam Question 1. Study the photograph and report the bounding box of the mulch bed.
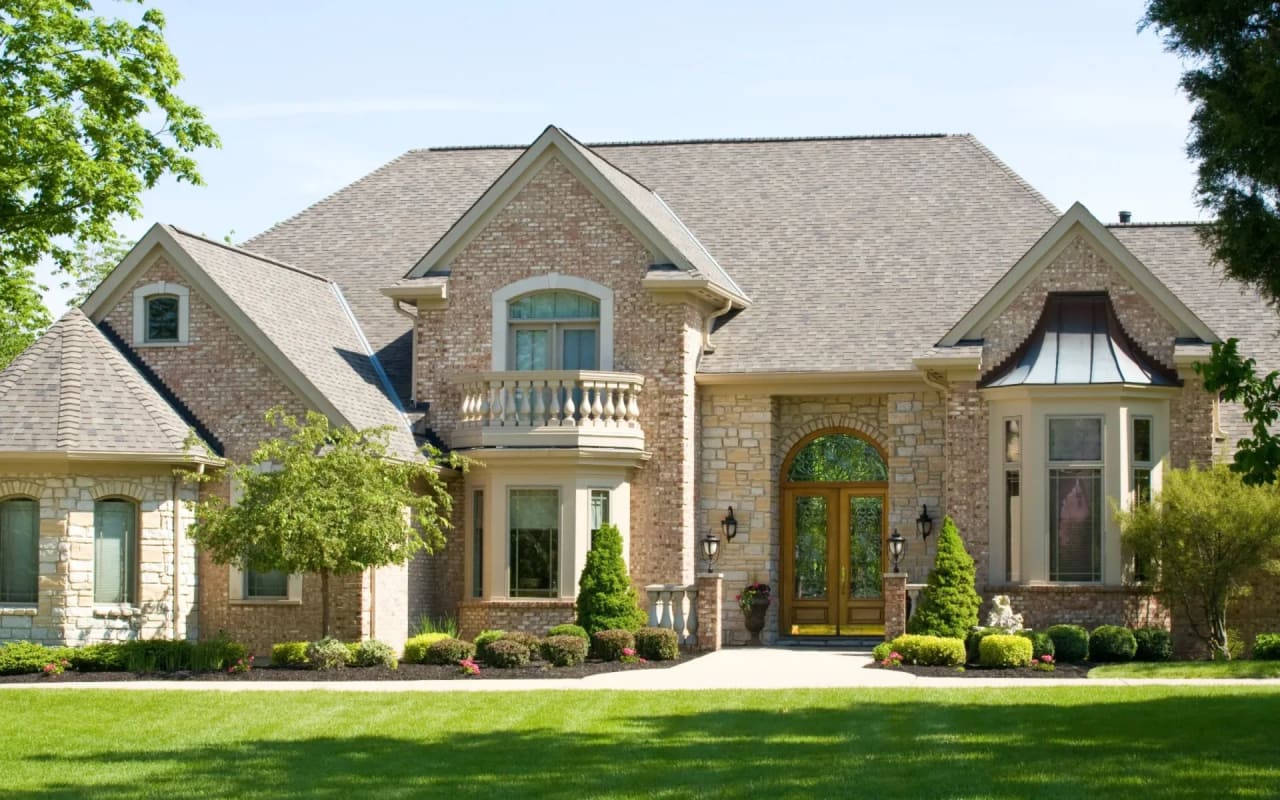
[0,653,705,683]
[866,662,1092,679]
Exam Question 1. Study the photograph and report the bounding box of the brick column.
[883,573,908,641]
[695,573,723,651]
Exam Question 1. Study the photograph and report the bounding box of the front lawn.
[2,687,1279,798]
[1089,660,1280,679]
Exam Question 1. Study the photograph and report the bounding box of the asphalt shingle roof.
[0,309,194,455]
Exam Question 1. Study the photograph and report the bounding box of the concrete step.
[774,636,883,650]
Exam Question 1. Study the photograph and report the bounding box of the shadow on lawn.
[19,692,1280,799]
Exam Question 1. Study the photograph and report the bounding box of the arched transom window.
[785,433,888,483]
[508,290,600,371]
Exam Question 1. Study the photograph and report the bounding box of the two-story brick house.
[2,125,1276,654]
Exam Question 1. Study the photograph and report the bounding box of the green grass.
[2,687,1279,798]
[1089,660,1280,679]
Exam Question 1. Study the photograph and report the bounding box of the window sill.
[230,598,302,606]
[0,605,37,616]
[134,340,187,348]
[93,605,143,618]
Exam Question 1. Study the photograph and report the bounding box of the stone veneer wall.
[0,473,197,646]
[413,155,704,600]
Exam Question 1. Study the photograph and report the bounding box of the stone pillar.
[695,573,723,651]
[883,572,908,641]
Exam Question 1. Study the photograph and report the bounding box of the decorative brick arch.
[0,479,44,501]
[776,415,891,477]
[90,480,146,501]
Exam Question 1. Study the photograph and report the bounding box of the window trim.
[131,282,190,346]
[491,274,613,371]
[0,496,39,605]
[507,486,562,599]
[1046,415,1105,583]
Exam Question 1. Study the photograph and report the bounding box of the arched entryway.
[780,430,889,637]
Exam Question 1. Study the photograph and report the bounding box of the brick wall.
[943,381,989,589]
[457,599,576,640]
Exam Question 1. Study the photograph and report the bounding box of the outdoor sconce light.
[916,504,933,541]
[700,532,721,573]
[888,529,907,573]
[721,506,738,541]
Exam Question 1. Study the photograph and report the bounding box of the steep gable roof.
[0,309,211,460]
[82,225,420,461]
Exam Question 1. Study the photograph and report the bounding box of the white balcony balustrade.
[452,370,645,450]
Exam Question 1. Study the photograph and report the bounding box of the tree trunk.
[321,569,331,639]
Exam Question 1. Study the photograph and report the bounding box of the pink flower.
[1041,654,1054,663]
[889,652,902,660]
[622,647,636,657]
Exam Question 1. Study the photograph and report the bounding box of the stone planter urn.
[739,582,772,646]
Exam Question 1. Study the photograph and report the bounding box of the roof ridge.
[417,132,960,152]
[962,134,1060,217]
[56,314,83,451]
[1108,221,1207,228]
[87,318,193,451]
[166,225,332,283]
[241,150,421,249]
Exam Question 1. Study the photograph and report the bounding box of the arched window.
[785,433,888,482]
[0,498,39,604]
[94,498,137,604]
[508,290,600,370]
[131,282,189,345]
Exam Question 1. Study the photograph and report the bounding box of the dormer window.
[507,290,600,370]
[131,282,190,346]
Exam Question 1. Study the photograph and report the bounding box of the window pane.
[590,490,610,536]
[1005,471,1020,584]
[509,292,599,320]
[1133,417,1152,463]
[509,489,558,598]
[246,569,288,598]
[0,499,38,603]
[514,328,549,370]
[1004,418,1021,464]
[1049,468,1102,581]
[562,329,598,370]
[146,296,179,341]
[1049,418,1102,462]
[849,496,883,599]
[786,434,888,482]
[793,495,827,599]
[1133,468,1152,506]
[94,500,135,604]
[472,491,483,598]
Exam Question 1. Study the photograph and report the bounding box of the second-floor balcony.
[452,370,645,450]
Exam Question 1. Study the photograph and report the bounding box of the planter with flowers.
[737,582,772,646]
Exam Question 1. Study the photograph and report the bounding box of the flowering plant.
[227,655,254,674]
[880,651,903,668]
[736,582,772,613]
[459,658,481,676]
[42,659,70,676]
[1031,654,1056,672]
[620,647,647,665]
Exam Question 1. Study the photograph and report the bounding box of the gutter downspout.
[702,298,734,355]
[392,299,419,406]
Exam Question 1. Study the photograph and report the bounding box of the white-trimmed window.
[131,282,190,345]
[1131,416,1155,581]
[1002,419,1021,584]
[1047,416,1104,582]
[491,274,614,371]
[508,488,559,598]
[228,464,302,603]
[590,489,610,537]
[94,498,138,604]
[0,497,39,604]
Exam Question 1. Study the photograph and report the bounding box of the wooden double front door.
[780,486,887,636]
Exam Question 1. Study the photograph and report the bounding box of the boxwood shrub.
[979,634,1033,668]
[887,634,965,667]
[548,623,589,641]
[68,642,127,672]
[484,638,531,668]
[871,641,894,662]
[403,633,451,664]
[592,629,636,661]
[271,642,309,668]
[0,642,72,675]
[635,627,679,661]
[964,627,1005,663]
[1254,633,1280,660]
[503,631,543,661]
[424,637,475,665]
[542,634,589,667]
[306,637,353,671]
[473,630,507,663]
[1089,625,1137,663]
[1018,630,1055,660]
[1046,624,1089,663]
[1133,627,1173,662]
[353,640,398,669]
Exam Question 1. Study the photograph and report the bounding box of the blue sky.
[39,0,1201,313]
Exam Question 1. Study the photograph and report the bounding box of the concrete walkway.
[4,648,1279,691]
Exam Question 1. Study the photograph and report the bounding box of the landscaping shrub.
[67,642,126,672]
[402,633,451,664]
[592,629,636,661]
[1254,633,1280,660]
[306,637,353,671]
[190,632,248,672]
[0,642,72,675]
[576,522,646,634]
[1018,630,1055,660]
[541,635,588,667]
[1133,627,1174,662]
[887,634,966,667]
[871,641,894,662]
[964,627,1005,664]
[504,631,543,661]
[905,517,981,639]
[122,639,193,673]
[473,630,507,663]
[1089,625,1138,663]
[271,642,309,668]
[979,634,1033,668]
[635,627,679,661]
[353,640,398,669]
[484,638,531,668]
[424,637,475,665]
[1046,624,1090,663]
[548,623,589,641]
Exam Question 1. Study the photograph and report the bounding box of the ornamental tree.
[906,516,981,639]
[1117,464,1280,660]
[576,522,646,635]
[188,409,458,638]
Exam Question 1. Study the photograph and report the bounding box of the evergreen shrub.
[592,629,635,661]
[271,642,309,667]
[576,523,646,634]
[541,635,589,667]
[979,634,1033,668]
[1132,627,1173,662]
[887,634,965,666]
[484,638,531,668]
[1046,624,1090,663]
[1089,625,1137,663]
[424,637,475,665]
[635,627,679,661]
[403,633,450,664]
[905,517,981,638]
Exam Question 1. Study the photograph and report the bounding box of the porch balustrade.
[906,583,926,621]
[645,583,699,647]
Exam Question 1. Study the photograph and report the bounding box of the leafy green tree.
[0,0,218,366]
[906,516,981,639]
[188,410,459,637]
[0,265,50,368]
[1194,339,1280,485]
[576,523,646,634]
[1117,465,1280,660]
[60,226,131,307]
